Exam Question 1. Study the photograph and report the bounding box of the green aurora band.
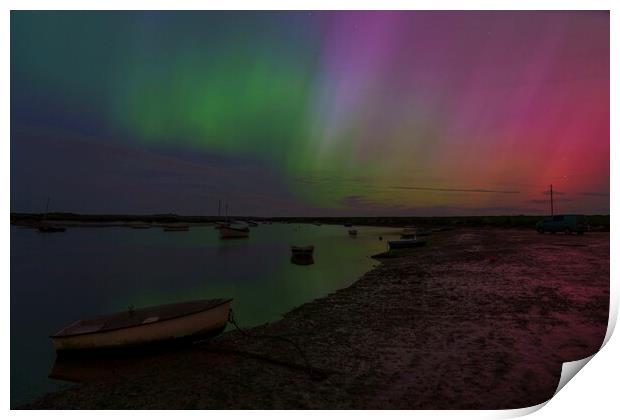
[11,11,610,214]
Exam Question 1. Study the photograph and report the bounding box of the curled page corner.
[493,400,548,419]
[493,355,596,419]
[601,299,617,348]
[494,347,607,418]
[553,354,595,397]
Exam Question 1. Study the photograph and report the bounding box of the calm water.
[10,223,402,406]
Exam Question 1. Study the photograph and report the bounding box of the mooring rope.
[227,309,324,380]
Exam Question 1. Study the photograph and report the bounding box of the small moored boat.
[291,245,314,255]
[388,239,426,250]
[51,299,232,353]
[130,222,151,229]
[219,225,249,238]
[348,229,358,236]
[37,224,66,233]
[402,226,417,235]
[163,224,189,232]
[416,228,432,236]
[37,198,66,232]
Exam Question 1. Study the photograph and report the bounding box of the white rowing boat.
[51,299,232,353]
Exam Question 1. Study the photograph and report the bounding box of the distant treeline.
[10,212,610,230]
[270,215,610,229]
[10,212,220,224]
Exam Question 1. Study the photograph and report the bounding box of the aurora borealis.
[11,11,609,216]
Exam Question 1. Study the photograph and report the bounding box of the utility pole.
[218,200,221,218]
[550,184,554,216]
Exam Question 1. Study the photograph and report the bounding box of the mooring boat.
[388,239,426,250]
[51,299,232,353]
[291,245,314,255]
[291,246,315,265]
[37,198,66,232]
[219,225,249,238]
[130,223,151,229]
[416,228,432,236]
[37,224,66,233]
[402,226,417,235]
[163,224,189,232]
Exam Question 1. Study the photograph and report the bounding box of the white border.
[4,2,616,419]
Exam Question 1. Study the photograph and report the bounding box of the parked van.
[536,215,588,234]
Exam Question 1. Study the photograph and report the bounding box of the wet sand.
[23,228,609,409]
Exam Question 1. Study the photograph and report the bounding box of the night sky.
[11,11,609,216]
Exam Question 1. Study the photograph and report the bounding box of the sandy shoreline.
[21,228,609,409]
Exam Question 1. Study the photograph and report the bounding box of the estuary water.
[10,223,402,406]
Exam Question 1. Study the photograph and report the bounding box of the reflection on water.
[10,223,401,406]
[291,255,315,265]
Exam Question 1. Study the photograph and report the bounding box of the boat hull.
[219,226,249,238]
[38,225,66,233]
[163,225,189,231]
[52,301,231,353]
[291,245,314,254]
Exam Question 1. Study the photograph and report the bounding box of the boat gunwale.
[50,298,233,339]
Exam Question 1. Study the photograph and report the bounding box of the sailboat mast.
[44,197,50,221]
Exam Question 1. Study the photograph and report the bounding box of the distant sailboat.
[219,225,249,239]
[37,198,66,233]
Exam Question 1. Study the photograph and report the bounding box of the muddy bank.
[22,229,609,409]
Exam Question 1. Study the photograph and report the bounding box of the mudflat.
[23,228,609,409]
